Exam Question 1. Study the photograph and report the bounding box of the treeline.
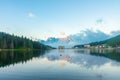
[0,32,52,50]
[89,40,107,46]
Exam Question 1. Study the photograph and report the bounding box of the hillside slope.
[0,32,52,50]
[74,34,120,48]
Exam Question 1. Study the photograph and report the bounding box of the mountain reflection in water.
[0,49,120,80]
[41,49,120,68]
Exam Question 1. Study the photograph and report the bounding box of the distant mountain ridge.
[40,29,120,48]
[40,36,72,48]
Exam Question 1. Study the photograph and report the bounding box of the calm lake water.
[0,49,120,80]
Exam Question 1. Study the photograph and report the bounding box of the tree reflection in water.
[0,50,45,68]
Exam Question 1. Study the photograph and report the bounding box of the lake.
[0,49,120,80]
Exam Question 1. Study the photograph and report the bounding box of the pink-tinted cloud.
[60,32,66,35]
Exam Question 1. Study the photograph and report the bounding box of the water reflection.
[0,50,45,68]
[0,49,120,80]
[39,49,120,69]
[0,49,120,68]
[90,49,120,62]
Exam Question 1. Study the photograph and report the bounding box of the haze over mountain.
[40,29,120,48]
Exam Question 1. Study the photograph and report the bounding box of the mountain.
[105,35,120,47]
[40,29,113,48]
[74,34,120,48]
[40,37,72,48]
[0,32,53,50]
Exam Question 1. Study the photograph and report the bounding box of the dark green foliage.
[106,35,120,47]
[0,32,52,49]
[89,40,107,46]
[74,45,84,48]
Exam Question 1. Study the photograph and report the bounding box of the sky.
[0,0,120,40]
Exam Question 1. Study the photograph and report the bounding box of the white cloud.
[28,12,34,17]
[40,29,112,48]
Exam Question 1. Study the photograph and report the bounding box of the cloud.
[110,30,120,36]
[69,29,110,44]
[60,32,66,35]
[40,29,111,48]
[28,12,34,17]
[96,19,103,24]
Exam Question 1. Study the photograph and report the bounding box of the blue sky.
[0,0,120,40]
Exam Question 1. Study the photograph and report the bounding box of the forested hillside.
[0,32,52,50]
[89,35,120,47]
[106,35,120,47]
[74,34,120,48]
